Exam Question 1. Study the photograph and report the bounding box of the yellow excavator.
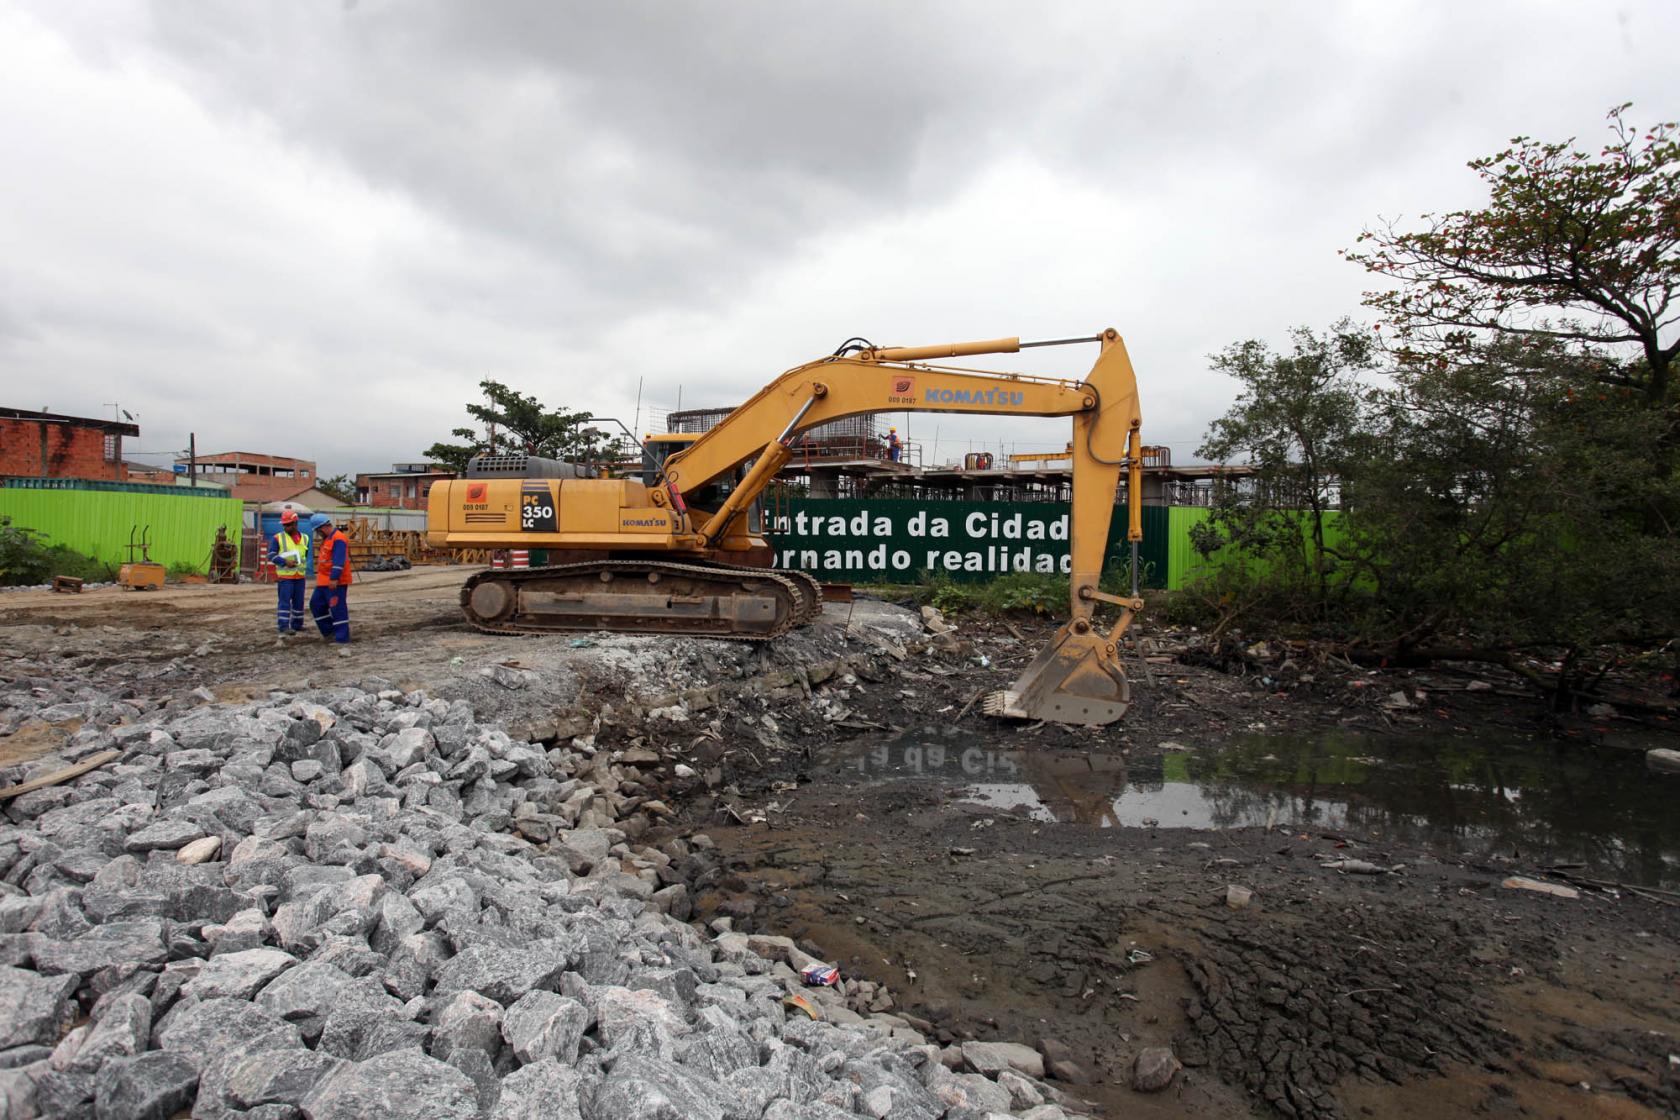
[425,328,1145,725]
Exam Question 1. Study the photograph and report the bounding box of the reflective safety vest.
[315,529,354,587]
[271,530,310,580]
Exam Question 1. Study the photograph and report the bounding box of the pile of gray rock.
[0,684,1089,1119]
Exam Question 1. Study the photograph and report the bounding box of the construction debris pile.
[0,681,1089,1119]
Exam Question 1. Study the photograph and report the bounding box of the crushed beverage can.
[801,962,840,987]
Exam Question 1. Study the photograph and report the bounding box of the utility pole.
[189,433,197,488]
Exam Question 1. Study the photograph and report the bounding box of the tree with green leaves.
[1345,104,1679,413]
[1345,336,1680,674]
[1192,327,1680,699]
[1340,102,1679,696]
[1189,106,1680,704]
[316,473,358,505]
[425,380,605,473]
[1193,320,1377,615]
[424,427,498,476]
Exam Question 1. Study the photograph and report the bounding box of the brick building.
[177,451,317,503]
[123,461,178,485]
[355,463,456,509]
[0,407,139,481]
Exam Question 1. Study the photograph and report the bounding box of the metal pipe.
[587,416,647,455]
[776,395,819,444]
[1019,334,1106,350]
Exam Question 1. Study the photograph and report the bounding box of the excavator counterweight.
[426,328,1146,725]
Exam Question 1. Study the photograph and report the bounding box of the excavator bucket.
[983,624,1130,727]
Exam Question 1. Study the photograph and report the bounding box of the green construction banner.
[0,487,243,573]
[768,499,1168,587]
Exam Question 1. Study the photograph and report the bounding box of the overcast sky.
[2,2,1674,478]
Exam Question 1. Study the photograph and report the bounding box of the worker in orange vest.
[310,519,353,644]
[268,509,310,635]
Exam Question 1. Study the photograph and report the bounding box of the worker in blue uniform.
[268,509,310,634]
[310,519,353,644]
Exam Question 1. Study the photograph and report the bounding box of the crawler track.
[459,560,823,640]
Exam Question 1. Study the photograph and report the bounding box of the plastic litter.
[800,962,840,987]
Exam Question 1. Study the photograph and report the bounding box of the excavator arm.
[664,329,1147,725]
[664,330,1144,611]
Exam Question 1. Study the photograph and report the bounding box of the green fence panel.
[1167,507,1210,590]
[768,498,1167,588]
[0,488,244,573]
[1166,506,1346,590]
[1139,505,1169,591]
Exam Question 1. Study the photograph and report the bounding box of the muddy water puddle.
[830,727,1680,887]
[712,725,1680,1119]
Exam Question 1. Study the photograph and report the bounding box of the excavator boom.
[426,328,1146,724]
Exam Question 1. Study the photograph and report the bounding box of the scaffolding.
[666,408,885,452]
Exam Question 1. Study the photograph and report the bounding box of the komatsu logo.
[925,388,1025,407]
[621,516,667,527]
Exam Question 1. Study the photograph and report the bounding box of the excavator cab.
[640,434,693,487]
[642,433,761,534]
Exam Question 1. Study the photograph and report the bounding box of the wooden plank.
[0,750,120,801]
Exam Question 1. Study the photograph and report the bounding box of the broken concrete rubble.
[0,679,1085,1120]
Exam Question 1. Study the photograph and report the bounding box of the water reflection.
[836,728,1680,888]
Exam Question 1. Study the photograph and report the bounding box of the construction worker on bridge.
[268,510,310,635]
[310,518,353,645]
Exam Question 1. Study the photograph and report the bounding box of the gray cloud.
[3,0,1676,476]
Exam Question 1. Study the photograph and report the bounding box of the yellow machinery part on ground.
[118,562,166,591]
